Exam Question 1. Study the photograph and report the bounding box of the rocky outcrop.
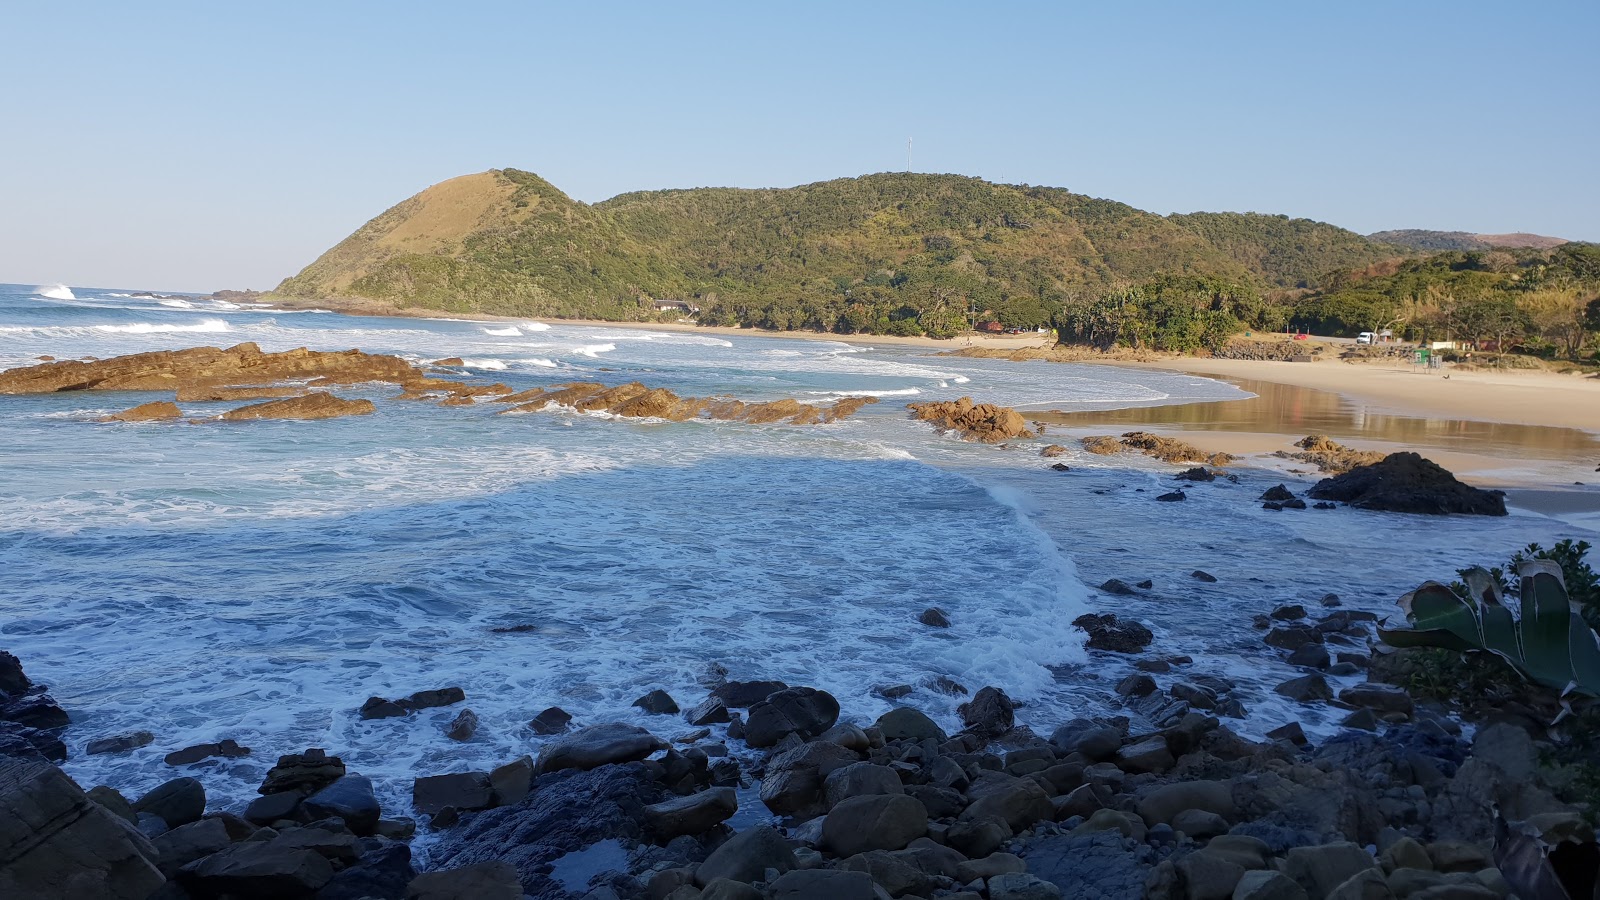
[219,391,376,421]
[0,342,419,394]
[0,751,165,899]
[907,397,1030,443]
[1081,432,1233,466]
[0,651,69,762]
[1274,435,1387,475]
[429,763,663,896]
[499,381,876,425]
[102,401,181,422]
[1306,452,1507,516]
[175,385,307,402]
[1072,614,1154,653]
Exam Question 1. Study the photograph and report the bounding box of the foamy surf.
[92,319,231,334]
[483,326,523,336]
[36,284,76,301]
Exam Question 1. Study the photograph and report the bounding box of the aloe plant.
[1379,560,1600,699]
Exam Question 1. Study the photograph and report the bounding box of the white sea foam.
[92,319,230,334]
[36,284,76,301]
[483,326,523,337]
[459,358,508,370]
[158,299,196,309]
[517,358,559,368]
[573,343,616,358]
[523,322,552,331]
[806,387,922,398]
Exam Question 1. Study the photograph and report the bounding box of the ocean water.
[1,282,1595,829]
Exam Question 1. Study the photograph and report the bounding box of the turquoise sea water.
[1,282,1594,824]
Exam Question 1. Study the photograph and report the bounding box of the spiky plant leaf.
[1567,614,1600,699]
[1520,560,1575,692]
[1403,581,1484,648]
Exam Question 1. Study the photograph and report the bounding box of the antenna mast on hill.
[907,137,912,173]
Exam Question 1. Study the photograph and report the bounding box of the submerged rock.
[220,391,375,421]
[102,401,181,422]
[1072,614,1154,653]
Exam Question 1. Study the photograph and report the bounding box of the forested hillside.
[275,169,1405,337]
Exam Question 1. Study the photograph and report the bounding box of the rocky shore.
[4,621,1593,900]
[0,344,879,428]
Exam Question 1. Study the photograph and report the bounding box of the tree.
[1519,288,1594,359]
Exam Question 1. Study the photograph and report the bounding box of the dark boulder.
[429,763,662,896]
[176,840,334,897]
[0,751,165,899]
[759,740,860,819]
[959,686,1017,738]
[919,607,952,627]
[535,722,665,773]
[1306,452,1507,516]
[1099,579,1138,595]
[685,697,731,726]
[528,706,572,735]
[743,687,840,748]
[1072,614,1154,653]
[1274,675,1334,704]
[1264,625,1323,651]
[446,708,478,741]
[316,836,415,900]
[405,860,522,900]
[0,651,28,695]
[696,824,796,886]
[1156,490,1186,501]
[632,690,680,715]
[643,786,738,839]
[1175,467,1217,482]
[133,777,205,830]
[303,774,381,835]
[87,731,154,756]
[1191,570,1218,582]
[259,749,345,796]
[359,696,407,720]
[412,772,494,816]
[874,707,947,743]
[711,680,789,708]
[822,794,929,856]
[401,686,465,711]
[244,790,302,825]
[164,739,250,766]
[1261,485,1296,502]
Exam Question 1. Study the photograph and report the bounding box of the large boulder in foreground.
[1306,452,1506,516]
[429,763,662,896]
[535,723,665,774]
[907,397,1029,443]
[0,750,166,899]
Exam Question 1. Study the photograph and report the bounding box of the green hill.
[1369,229,1570,252]
[274,169,1408,335]
[1171,212,1406,289]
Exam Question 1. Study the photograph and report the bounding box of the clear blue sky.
[3,1,1596,292]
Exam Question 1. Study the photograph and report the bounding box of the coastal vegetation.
[274,169,1599,361]
[273,170,1403,335]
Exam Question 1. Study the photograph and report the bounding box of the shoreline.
[266,294,1600,501]
[263,293,1054,351]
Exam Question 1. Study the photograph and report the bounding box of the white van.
[1357,332,1374,345]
